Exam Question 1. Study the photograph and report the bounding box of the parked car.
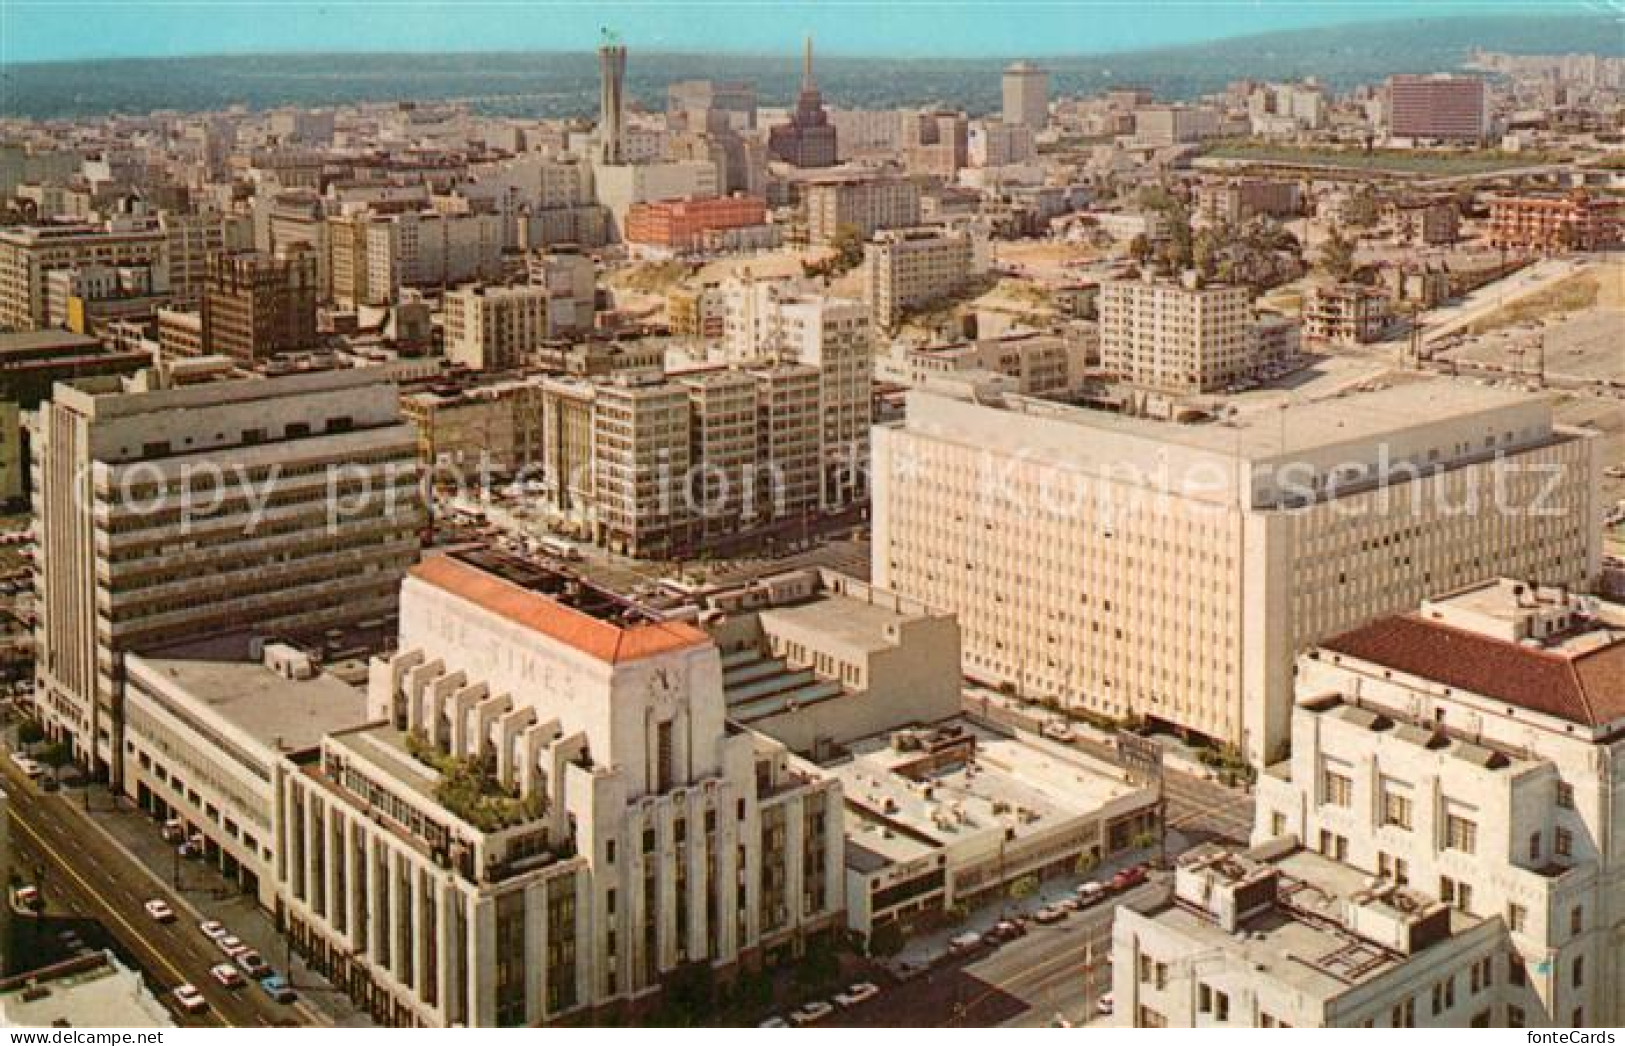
[834,982,880,1008]
[1041,721,1075,743]
[1056,897,1081,913]
[1032,905,1066,925]
[172,984,208,1014]
[1109,865,1148,892]
[988,919,1026,942]
[217,934,249,959]
[143,899,175,922]
[789,1001,834,1025]
[259,975,296,1004]
[10,884,41,912]
[236,950,271,979]
[1075,881,1107,908]
[209,963,245,988]
[198,919,228,940]
[948,931,984,953]
[757,1016,787,1028]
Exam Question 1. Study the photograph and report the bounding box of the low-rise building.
[1487,193,1622,253]
[1303,282,1391,346]
[864,226,986,330]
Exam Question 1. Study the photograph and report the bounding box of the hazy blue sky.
[0,0,1599,63]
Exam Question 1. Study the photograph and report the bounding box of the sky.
[0,0,1606,64]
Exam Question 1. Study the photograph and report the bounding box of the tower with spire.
[768,34,838,168]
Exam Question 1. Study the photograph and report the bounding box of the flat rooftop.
[759,592,928,657]
[829,718,1138,852]
[0,953,172,1028]
[1140,847,1481,1003]
[908,376,1557,464]
[130,649,371,754]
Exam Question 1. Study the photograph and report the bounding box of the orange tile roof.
[410,554,710,665]
[1323,614,1625,729]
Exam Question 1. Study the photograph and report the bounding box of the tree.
[1008,874,1040,901]
[1127,234,1153,265]
[1318,225,1357,282]
[1074,852,1101,877]
[16,720,44,747]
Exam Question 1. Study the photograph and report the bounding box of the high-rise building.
[803,176,921,244]
[871,380,1598,763]
[666,79,757,131]
[597,34,628,166]
[278,550,844,1026]
[767,37,838,168]
[865,226,985,331]
[0,221,169,332]
[1001,61,1049,130]
[1387,74,1488,141]
[201,247,319,363]
[1098,275,1256,393]
[444,284,559,372]
[30,368,424,784]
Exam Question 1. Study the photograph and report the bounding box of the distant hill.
[3,14,1619,120]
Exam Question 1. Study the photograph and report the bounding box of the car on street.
[209,963,245,988]
[1109,865,1148,892]
[10,884,41,912]
[1075,882,1107,908]
[1032,905,1067,925]
[1097,992,1115,1016]
[834,982,880,1008]
[236,950,270,979]
[757,1016,787,1028]
[217,934,249,958]
[987,919,1025,942]
[259,975,296,1004]
[948,930,984,953]
[198,919,228,940]
[789,1001,834,1025]
[143,899,175,922]
[172,984,208,1014]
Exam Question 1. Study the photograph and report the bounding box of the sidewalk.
[881,844,1157,977]
[69,781,374,1028]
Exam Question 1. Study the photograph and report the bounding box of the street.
[3,758,304,1027]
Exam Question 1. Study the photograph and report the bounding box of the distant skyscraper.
[597,32,627,165]
[768,36,838,168]
[1002,61,1049,130]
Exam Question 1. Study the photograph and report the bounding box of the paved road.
[3,759,301,1027]
[826,883,1153,1028]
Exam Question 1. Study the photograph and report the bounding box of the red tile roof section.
[410,554,709,665]
[1322,614,1625,728]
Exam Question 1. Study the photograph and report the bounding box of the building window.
[1570,905,1583,938]
[1509,954,1527,986]
[1556,826,1573,857]
[1469,956,1493,993]
[1378,852,1409,884]
[1430,976,1454,1015]
[1382,791,1412,830]
[1557,782,1574,809]
[1270,812,1286,837]
[1508,903,1528,933]
[1391,997,1415,1028]
[1444,813,1477,854]
[1507,1005,1526,1027]
[1321,766,1353,808]
[1573,1008,1585,1029]
[1440,876,1473,913]
[1572,955,1584,988]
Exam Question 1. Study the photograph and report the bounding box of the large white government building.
[872,378,1599,763]
[277,550,844,1026]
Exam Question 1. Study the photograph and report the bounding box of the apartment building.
[0,220,169,331]
[1303,282,1392,346]
[1487,193,1623,253]
[31,368,424,784]
[1098,276,1257,393]
[1252,579,1625,1027]
[591,374,695,558]
[280,551,845,1025]
[330,209,504,306]
[1194,180,1301,226]
[865,226,985,331]
[968,120,1037,169]
[402,376,548,477]
[871,380,1598,763]
[804,177,921,245]
[201,247,320,363]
